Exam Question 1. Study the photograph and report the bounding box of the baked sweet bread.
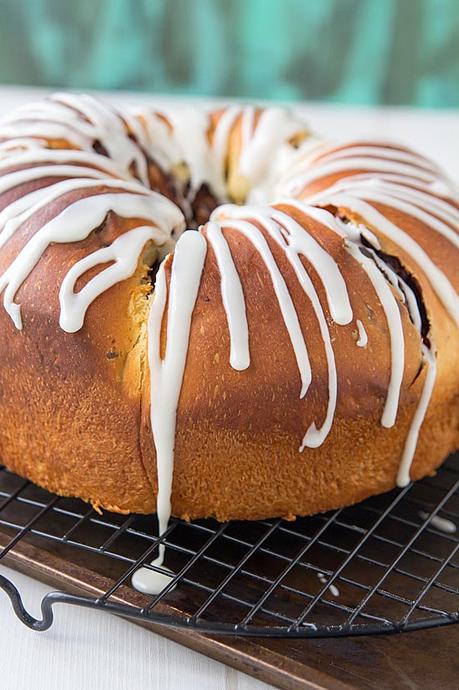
[0,94,457,540]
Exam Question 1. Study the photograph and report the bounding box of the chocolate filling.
[92,139,109,158]
[360,238,431,346]
[188,183,220,229]
[332,209,431,348]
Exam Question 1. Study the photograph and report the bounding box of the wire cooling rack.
[0,455,457,638]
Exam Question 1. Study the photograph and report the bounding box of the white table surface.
[0,86,457,690]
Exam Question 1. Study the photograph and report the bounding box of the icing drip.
[0,93,149,184]
[59,226,168,332]
[273,206,353,325]
[344,216,439,487]
[132,231,207,594]
[128,108,181,174]
[160,107,216,195]
[206,221,250,371]
[0,164,108,196]
[313,144,438,171]
[212,202,353,447]
[345,240,404,428]
[397,344,437,487]
[314,179,459,250]
[418,511,457,534]
[277,140,441,194]
[0,190,184,329]
[271,208,346,448]
[217,217,313,399]
[211,106,242,183]
[344,218,438,487]
[400,282,422,334]
[238,107,307,188]
[308,192,459,326]
[150,104,308,203]
[0,148,128,178]
[356,320,368,347]
[0,178,153,250]
[285,157,436,196]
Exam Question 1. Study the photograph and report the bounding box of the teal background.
[0,0,458,107]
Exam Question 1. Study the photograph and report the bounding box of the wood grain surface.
[1,530,458,690]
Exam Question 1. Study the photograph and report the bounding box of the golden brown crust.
[168,396,458,522]
[0,113,457,521]
[136,208,458,520]
[0,184,156,513]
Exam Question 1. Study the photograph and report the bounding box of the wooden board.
[1,533,458,690]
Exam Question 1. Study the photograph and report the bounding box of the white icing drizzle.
[0,190,183,329]
[159,107,216,195]
[0,137,47,152]
[274,207,353,325]
[345,240,404,428]
[215,202,353,324]
[308,192,459,326]
[0,94,309,208]
[367,179,459,226]
[133,231,207,594]
[284,156,436,197]
[315,178,459,250]
[313,144,437,172]
[274,141,459,323]
[429,177,459,201]
[238,107,306,188]
[147,104,307,203]
[59,226,168,333]
[356,319,368,347]
[223,217,312,399]
[0,93,149,185]
[212,202,353,447]
[418,511,457,534]
[0,95,456,597]
[211,105,242,183]
[0,148,129,179]
[206,221,250,370]
[344,214,438,489]
[0,164,107,196]
[0,177,151,250]
[241,106,255,150]
[276,141,456,212]
[369,247,406,302]
[397,344,437,487]
[128,108,181,174]
[359,229,438,489]
[214,199,437,454]
[400,282,422,334]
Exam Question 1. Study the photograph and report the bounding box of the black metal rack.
[0,455,457,637]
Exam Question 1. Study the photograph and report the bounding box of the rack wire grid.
[0,454,457,638]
